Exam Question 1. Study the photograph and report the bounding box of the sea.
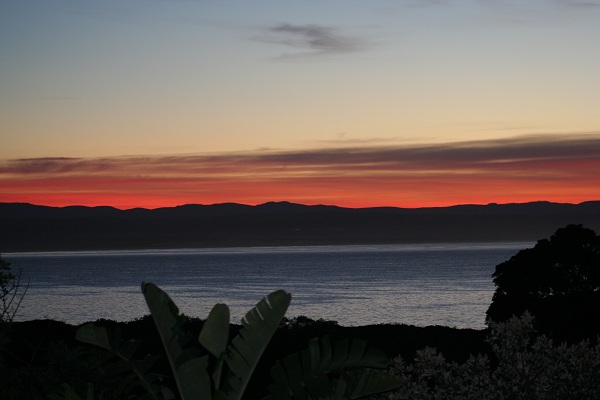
[4,243,531,329]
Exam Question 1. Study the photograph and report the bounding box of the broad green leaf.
[319,336,333,372]
[332,378,347,400]
[199,303,230,358]
[347,339,368,365]
[300,345,330,398]
[348,340,389,369]
[225,289,291,400]
[76,323,112,350]
[307,337,320,373]
[142,282,212,400]
[269,336,400,399]
[269,361,293,400]
[199,303,230,390]
[331,338,350,371]
[281,353,308,400]
[323,337,389,372]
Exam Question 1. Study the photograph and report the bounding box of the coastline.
[3,241,532,256]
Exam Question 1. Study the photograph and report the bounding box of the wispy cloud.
[2,134,600,208]
[259,23,366,58]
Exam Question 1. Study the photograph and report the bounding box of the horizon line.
[3,199,600,212]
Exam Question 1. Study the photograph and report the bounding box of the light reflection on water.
[5,243,530,328]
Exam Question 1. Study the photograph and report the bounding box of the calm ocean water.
[5,243,530,329]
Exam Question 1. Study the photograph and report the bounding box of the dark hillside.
[1,201,600,251]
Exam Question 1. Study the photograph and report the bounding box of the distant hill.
[1,201,600,251]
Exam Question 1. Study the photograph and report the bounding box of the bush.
[383,313,600,400]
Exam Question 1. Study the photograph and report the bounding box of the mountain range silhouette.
[2,201,600,251]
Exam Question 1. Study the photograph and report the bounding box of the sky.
[1,0,600,209]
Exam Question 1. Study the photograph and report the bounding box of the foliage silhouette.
[0,253,29,323]
[73,323,173,399]
[63,284,402,400]
[0,253,30,376]
[486,224,600,340]
[385,313,600,400]
[268,335,403,399]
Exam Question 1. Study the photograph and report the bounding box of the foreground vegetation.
[3,312,599,400]
[1,224,600,399]
[384,313,600,400]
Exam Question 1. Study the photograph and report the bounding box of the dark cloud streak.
[260,23,365,57]
[3,134,600,179]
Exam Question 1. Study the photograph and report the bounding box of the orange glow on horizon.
[0,194,597,210]
[1,174,598,210]
[2,135,600,210]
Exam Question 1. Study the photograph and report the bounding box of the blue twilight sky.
[1,0,600,208]
[2,0,600,159]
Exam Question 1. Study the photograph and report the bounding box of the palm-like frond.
[224,289,291,400]
[141,282,212,400]
[269,336,404,399]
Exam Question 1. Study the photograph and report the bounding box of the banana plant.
[141,282,291,400]
[70,283,404,400]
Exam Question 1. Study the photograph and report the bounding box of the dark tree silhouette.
[1,254,28,323]
[486,224,600,340]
